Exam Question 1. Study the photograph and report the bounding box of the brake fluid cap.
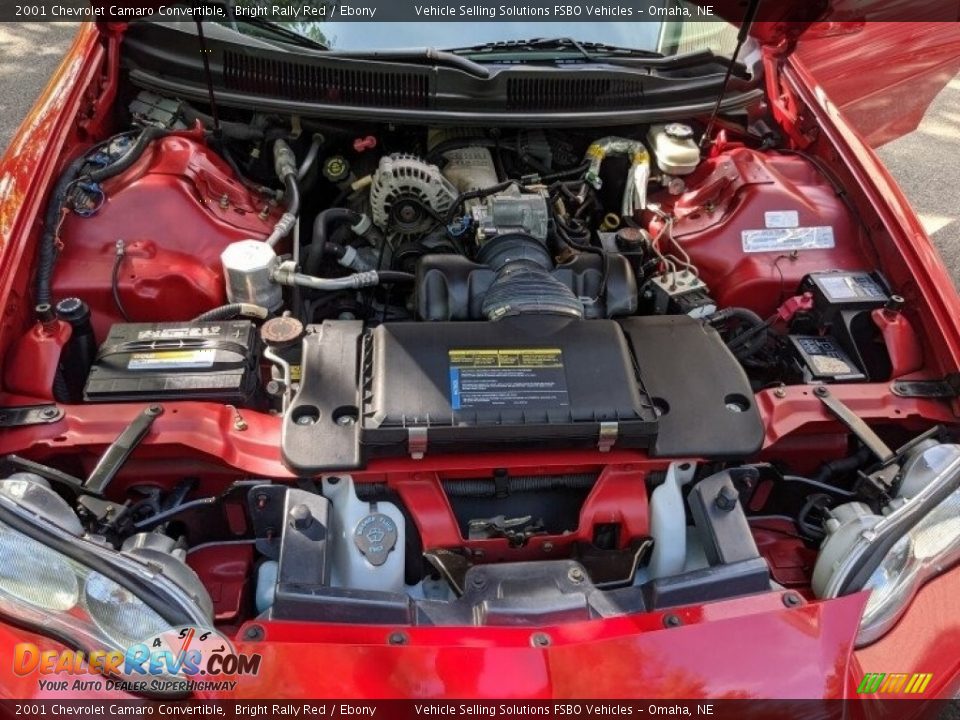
[354,513,398,566]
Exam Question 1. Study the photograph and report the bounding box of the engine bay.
[0,86,956,643]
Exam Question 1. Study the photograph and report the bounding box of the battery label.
[742,226,835,253]
[817,274,886,302]
[128,349,216,370]
[448,348,569,410]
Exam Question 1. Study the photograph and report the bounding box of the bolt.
[41,407,59,419]
[243,625,265,641]
[663,614,682,628]
[387,632,409,646]
[290,503,312,530]
[256,493,268,510]
[336,414,356,426]
[714,485,739,512]
[542,542,554,554]
[530,633,551,648]
[814,386,829,398]
[146,404,163,416]
[470,572,487,591]
[219,194,230,209]
[783,592,803,608]
[234,417,248,431]
[265,527,276,541]
[567,567,585,584]
[295,415,315,426]
[774,387,786,399]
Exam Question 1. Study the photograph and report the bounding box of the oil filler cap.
[354,513,398,566]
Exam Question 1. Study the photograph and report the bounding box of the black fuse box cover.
[84,321,259,405]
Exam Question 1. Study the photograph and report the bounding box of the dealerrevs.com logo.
[856,672,934,695]
[13,626,262,694]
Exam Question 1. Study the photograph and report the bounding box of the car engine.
[0,89,953,639]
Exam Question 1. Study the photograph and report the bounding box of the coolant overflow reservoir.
[647,124,700,176]
[323,475,405,593]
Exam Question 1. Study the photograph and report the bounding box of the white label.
[764,210,799,228]
[742,226,835,253]
[128,349,216,370]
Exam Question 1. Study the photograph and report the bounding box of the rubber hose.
[814,446,873,485]
[304,208,362,276]
[87,126,168,184]
[377,271,415,283]
[708,307,767,359]
[181,104,264,141]
[191,303,269,322]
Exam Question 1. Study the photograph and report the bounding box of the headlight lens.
[84,571,170,649]
[0,526,78,610]
[0,519,174,655]
[857,486,960,646]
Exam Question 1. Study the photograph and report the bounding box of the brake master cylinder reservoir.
[647,124,700,176]
[323,476,406,593]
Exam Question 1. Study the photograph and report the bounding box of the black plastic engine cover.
[282,315,763,472]
[619,316,764,458]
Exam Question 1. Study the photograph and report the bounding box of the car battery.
[84,320,260,405]
[797,271,892,381]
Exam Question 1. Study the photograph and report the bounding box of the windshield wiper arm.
[216,0,328,50]
[322,48,491,79]
[450,37,664,59]
[449,38,742,74]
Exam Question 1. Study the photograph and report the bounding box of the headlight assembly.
[813,442,960,647]
[0,472,211,681]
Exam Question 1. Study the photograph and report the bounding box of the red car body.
[1,19,959,703]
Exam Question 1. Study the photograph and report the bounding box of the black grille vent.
[507,76,645,111]
[222,52,429,109]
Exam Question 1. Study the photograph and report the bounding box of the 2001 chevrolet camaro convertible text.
[1,2,960,703]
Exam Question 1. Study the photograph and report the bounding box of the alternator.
[369,154,458,243]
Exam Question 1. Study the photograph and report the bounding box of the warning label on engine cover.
[448,348,569,411]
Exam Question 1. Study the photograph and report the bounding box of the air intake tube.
[477,234,584,321]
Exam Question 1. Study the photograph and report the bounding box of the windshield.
[222,17,738,57]
[262,22,664,52]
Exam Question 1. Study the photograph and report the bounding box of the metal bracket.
[814,386,894,463]
[891,376,960,399]
[598,421,619,452]
[0,405,63,428]
[84,404,163,494]
[407,427,428,460]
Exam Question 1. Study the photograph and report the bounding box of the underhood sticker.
[764,210,799,228]
[742,226,835,253]
[448,348,569,411]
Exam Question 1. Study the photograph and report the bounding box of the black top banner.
[5,0,960,23]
